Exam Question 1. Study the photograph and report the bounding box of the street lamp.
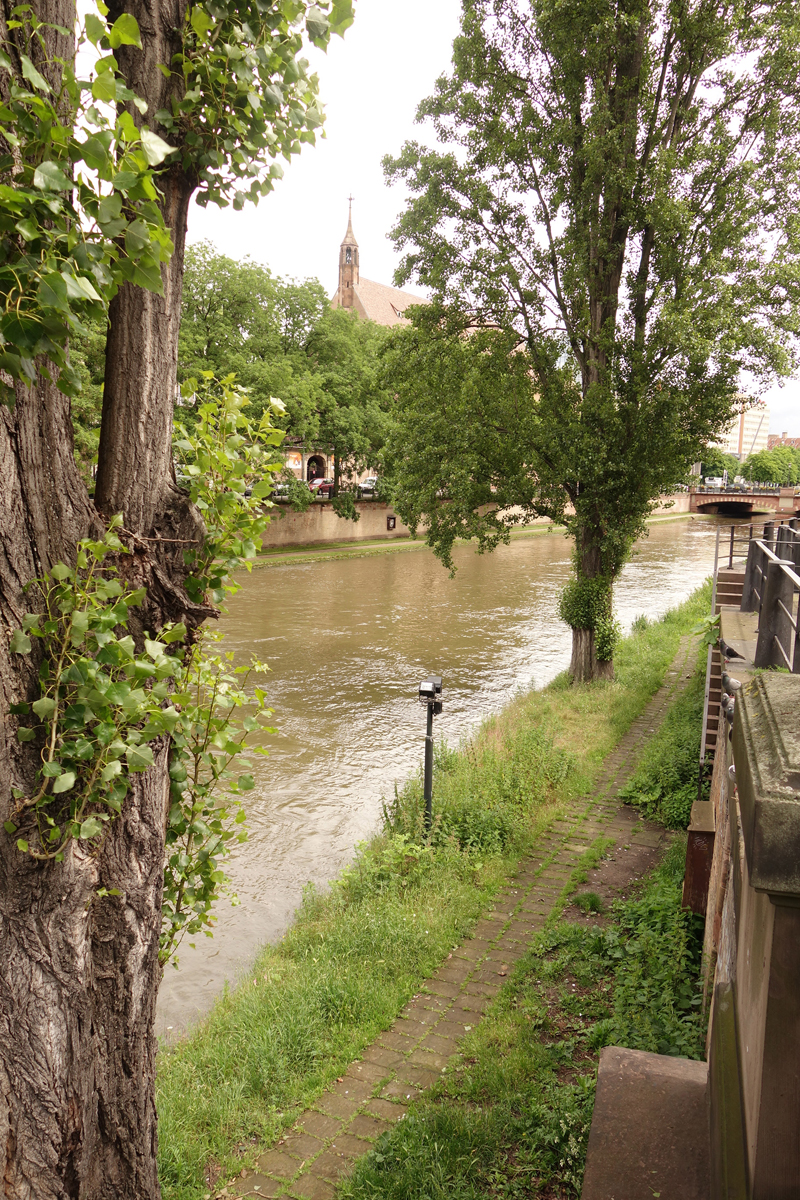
[418,676,443,832]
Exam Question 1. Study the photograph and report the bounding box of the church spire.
[338,196,359,307]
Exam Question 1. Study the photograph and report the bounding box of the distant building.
[768,432,800,451]
[330,200,427,327]
[713,401,770,459]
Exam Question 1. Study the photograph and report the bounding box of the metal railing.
[698,517,799,798]
[740,523,800,671]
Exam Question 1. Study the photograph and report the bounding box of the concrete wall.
[260,494,690,550]
[260,501,414,548]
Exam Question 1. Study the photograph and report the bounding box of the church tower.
[337,197,359,308]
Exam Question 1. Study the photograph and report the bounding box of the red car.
[308,477,334,497]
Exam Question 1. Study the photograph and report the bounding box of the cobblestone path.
[226,637,696,1200]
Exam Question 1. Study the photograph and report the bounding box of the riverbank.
[252,509,707,570]
[156,582,711,1199]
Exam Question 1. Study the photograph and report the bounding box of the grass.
[617,656,706,828]
[156,580,711,1199]
[338,840,706,1200]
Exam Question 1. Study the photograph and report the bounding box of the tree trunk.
[568,521,616,683]
[569,626,614,683]
[0,3,206,1196]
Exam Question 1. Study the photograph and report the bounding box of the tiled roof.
[331,276,427,327]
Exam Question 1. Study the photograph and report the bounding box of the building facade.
[713,401,770,459]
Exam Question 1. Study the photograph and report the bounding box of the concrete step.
[581,1047,709,1200]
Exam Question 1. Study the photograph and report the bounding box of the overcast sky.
[184,0,798,436]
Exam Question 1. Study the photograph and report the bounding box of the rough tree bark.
[0,2,205,1196]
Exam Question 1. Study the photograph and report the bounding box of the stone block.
[239,1175,285,1198]
[288,1176,334,1200]
[581,1046,709,1200]
[378,1030,414,1053]
[293,1112,342,1141]
[381,1079,419,1102]
[424,979,461,998]
[346,1060,388,1085]
[332,1076,373,1103]
[397,1064,439,1090]
[348,1113,392,1140]
[328,1133,372,1159]
[360,1045,403,1069]
[364,1097,408,1122]
[308,1150,351,1182]
[282,1133,324,1162]
[391,1018,428,1040]
[256,1151,299,1181]
[314,1092,361,1121]
[418,1033,459,1056]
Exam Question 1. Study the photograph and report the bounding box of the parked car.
[308,477,334,497]
[357,476,379,498]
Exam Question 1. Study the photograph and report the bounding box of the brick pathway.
[225,637,695,1200]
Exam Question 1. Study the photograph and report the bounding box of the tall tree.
[0,1,352,1195]
[384,0,800,680]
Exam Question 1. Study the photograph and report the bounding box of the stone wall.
[260,501,414,549]
[260,494,690,551]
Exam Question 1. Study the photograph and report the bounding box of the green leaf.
[161,623,187,644]
[32,696,56,719]
[16,839,29,854]
[50,563,72,580]
[80,134,113,171]
[41,762,63,778]
[4,821,17,835]
[126,743,155,772]
[52,771,76,794]
[92,72,117,103]
[85,12,106,44]
[101,760,123,782]
[108,12,142,48]
[20,54,50,92]
[63,273,103,303]
[140,128,176,166]
[190,5,214,37]
[9,630,31,654]
[79,816,104,839]
[33,161,71,191]
[14,218,39,242]
[237,774,254,791]
[16,728,36,743]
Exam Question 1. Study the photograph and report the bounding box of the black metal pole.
[423,701,433,832]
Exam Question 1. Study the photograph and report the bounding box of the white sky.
[184,0,799,436]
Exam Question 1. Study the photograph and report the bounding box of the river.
[156,516,719,1036]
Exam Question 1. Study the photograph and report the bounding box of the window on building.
[345,248,352,264]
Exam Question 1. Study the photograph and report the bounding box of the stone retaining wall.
[260,494,690,550]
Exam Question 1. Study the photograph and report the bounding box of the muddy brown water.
[156,517,720,1036]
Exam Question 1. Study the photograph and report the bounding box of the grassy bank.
[156,582,711,1199]
[339,841,706,1200]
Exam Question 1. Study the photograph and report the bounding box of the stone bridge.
[689,485,800,518]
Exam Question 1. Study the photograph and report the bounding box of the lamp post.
[418,676,443,833]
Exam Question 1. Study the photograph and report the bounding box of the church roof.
[349,277,427,327]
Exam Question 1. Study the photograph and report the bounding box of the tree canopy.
[178,242,394,505]
[383,0,800,679]
[743,445,800,485]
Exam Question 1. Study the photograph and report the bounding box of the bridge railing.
[740,523,800,671]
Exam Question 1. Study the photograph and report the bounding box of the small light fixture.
[418,676,443,831]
